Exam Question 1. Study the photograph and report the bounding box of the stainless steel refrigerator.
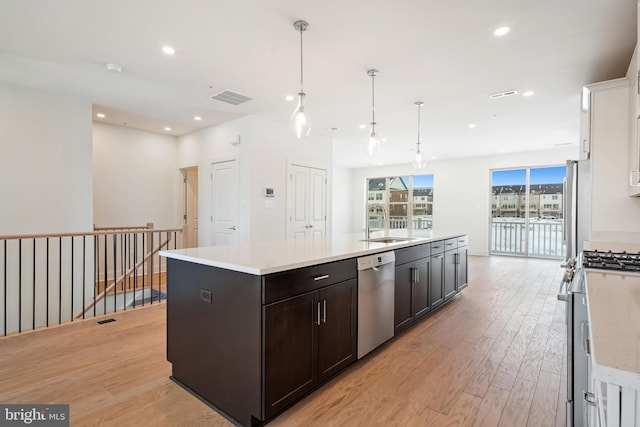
[564,159,591,261]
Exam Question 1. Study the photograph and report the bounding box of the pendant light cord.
[417,103,421,146]
[371,74,376,125]
[299,29,304,92]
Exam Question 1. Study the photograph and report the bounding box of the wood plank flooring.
[0,255,567,427]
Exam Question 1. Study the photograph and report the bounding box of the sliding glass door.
[491,165,566,259]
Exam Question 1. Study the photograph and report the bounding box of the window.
[366,175,434,235]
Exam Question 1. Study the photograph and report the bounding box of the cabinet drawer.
[431,240,445,254]
[457,235,468,247]
[263,258,357,304]
[395,244,431,265]
[444,238,458,251]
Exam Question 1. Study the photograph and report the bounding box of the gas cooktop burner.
[582,250,640,272]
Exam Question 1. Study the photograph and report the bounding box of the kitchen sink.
[361,237,415,244]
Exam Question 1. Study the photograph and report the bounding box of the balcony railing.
[368,216,433,231]
[0,224,183,336]
[491,218,565,258]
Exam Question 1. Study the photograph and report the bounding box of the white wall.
[93,122,180,229]
[331,163,352,235]
[0,83,93,235]
[177,115,334,245]
[349,147,577,256]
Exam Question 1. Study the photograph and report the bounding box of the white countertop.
[160,231,466,275]
[586,269,640,390]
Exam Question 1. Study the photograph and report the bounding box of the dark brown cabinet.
[394,245,431,333]
[429,252,444,308]
[263,291,317,419]
[444,249,457,300]
[263,278,356,419]
[456,245,468,291]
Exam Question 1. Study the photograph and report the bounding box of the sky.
[492,166,566,186]
[413,174,433,188]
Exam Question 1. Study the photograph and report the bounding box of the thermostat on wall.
[265,187,274,197]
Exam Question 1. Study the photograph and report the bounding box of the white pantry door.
[211,160,239,245]
[288,164,326,239]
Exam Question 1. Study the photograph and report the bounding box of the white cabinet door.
[287,164,326,239]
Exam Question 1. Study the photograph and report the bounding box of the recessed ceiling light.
[162,46,175,55]
[523,91,535,97]
[381,138,387,142]
[105,63,122,73]
[285,95,295,101]
[431,156,437,160]
[359,124,366,129]
[96,113,105,118]
[164,127,172,132]
[468,123,476,129]
[194,116,202,121]
[500,149,506,152]
[493,26,511,36]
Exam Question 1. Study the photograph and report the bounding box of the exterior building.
[492,183,563,219]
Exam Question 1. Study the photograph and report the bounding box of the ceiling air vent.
[489,90,518,99]
[210,90,253,105]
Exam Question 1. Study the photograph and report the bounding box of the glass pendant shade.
[413,143,427,168]
[366,125,381,157]
[291,92,311,138]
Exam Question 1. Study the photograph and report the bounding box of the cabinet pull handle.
[314,274,329,281]
[415,267,419,283]
[322,300,327,323]
[316,302,321,325]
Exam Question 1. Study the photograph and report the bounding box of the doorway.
[181,167,199,248]
[490,165,567,258]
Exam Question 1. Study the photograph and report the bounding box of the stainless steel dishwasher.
[357,251,395,359]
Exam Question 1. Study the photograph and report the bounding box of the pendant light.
[366,69,381,157]
[413,101,427,169]
[291,20,311,138]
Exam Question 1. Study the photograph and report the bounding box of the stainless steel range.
[559,249,640,426]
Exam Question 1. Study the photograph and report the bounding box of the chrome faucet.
[366,205,386,239]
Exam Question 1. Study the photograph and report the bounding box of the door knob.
[227,226,236,231]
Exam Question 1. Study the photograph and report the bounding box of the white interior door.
[308,168,326,238]
[290,165,309,239]
[287,164,326,239]
[211,160,239,245]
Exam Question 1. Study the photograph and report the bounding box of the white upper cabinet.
[629,2,640,195]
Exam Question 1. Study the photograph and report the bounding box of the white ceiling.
[0,0,635,168]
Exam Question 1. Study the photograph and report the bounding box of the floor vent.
[97,318,116,325]
[489,90,518,99]
[211,90,253,105]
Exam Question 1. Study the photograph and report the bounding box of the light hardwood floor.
[0,255,567,427]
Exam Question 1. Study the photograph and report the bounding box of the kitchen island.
[161,232,468,426]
